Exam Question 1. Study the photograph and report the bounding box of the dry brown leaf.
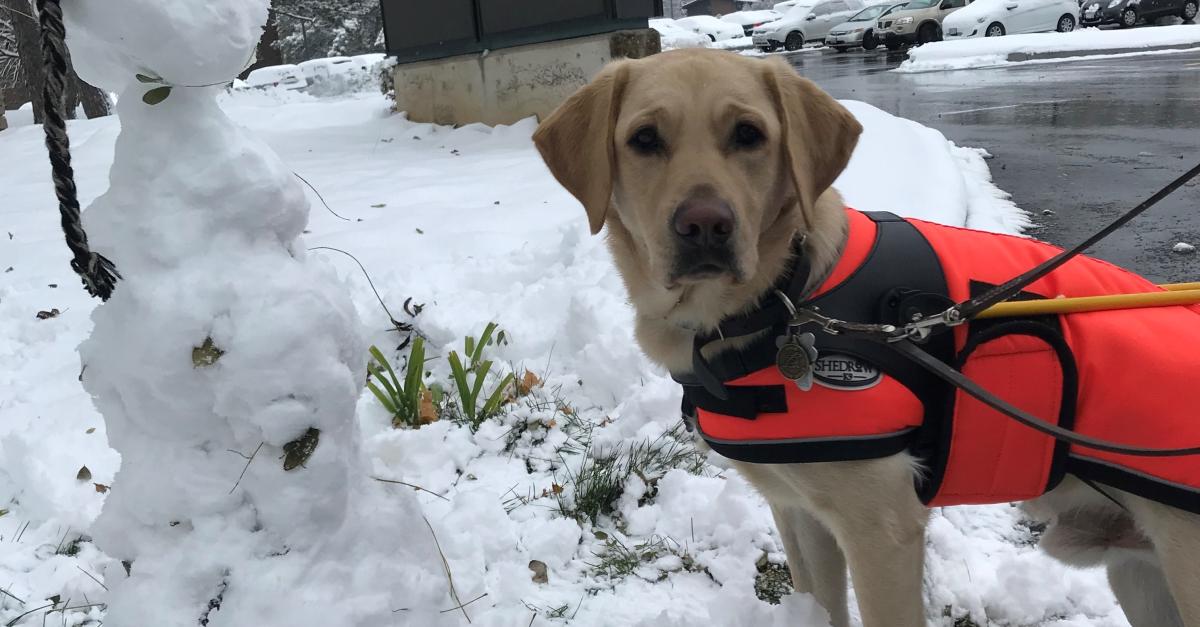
[36,308,60,320]
[85,427,96,434]
[550,483,564,495]
[419,388,438,424]
[528,559,549,584]
[94,483,109,493]
[517,371,542,397]
[76,466,92,482]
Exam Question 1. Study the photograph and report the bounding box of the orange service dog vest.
[684,209,1200,512]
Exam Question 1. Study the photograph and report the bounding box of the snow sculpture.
[60,1,447,624]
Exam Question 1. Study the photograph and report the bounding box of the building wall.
[683,0,738,16]
[391,29,660,127]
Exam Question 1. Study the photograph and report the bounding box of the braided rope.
[36,0,120,300]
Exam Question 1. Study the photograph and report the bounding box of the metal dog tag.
[776,331,818,391]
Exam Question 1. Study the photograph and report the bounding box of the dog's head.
[534,49,861,295]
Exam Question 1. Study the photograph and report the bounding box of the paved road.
[787,46,1200,282]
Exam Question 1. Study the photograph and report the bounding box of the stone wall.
[391,29,660,127]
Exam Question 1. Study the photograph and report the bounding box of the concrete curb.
[1007,41,1200,61]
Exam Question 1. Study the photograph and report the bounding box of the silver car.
[825,2,909,51]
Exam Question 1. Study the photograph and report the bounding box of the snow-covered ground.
[0,83,1133,626]
[898,24,1200,72]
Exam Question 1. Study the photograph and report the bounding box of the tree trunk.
[62,45,110,118]
[1,0,42,123]
[1,0,110,120]
[75,80,109,117]
[240,5,281,79]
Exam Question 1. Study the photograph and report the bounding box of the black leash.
[36,0,121,301]
[769,161,1200,458]
[947,160,1200,324]
[886,339,1200,457]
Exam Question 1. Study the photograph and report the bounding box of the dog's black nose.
[673,197,735,247]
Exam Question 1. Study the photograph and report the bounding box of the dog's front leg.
[811,456,930,627]
[771,504,849,627]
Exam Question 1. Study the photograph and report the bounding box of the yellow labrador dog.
[534,49,1200,626]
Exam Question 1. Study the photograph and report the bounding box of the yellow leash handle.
[978,283,1200,319]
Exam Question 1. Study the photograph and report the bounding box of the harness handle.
[37,0,121,301]
[946,160,1200,326]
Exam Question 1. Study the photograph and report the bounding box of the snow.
[0,56,1133,626]
[898,24,1200,72]
[1174,242,1196,253]
[651,18,712,49]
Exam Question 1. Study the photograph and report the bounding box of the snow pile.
[897,24,1200,72]
[1,82,1128,624]
[50,1,446,625]
[836,101,1029,234]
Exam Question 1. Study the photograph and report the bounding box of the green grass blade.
[367,361,399,402]
[369,346,403,392]
[464,336,476,368]
[474,323,498,366]
[365,381,398,416]
[402,337,426,417]
[448,351,473,418]
[481,373,515,419]
[470,360,493,410]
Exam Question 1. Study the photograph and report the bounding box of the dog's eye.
[732,122,765,149]
[628,126,664,155]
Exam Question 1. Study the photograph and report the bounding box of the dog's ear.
[533,61,630,235]
[762,58,862,218]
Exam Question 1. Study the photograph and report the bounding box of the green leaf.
[282,427,320,471]
[142,85,172,105]
[464,336,476,367]
[365,380,398,416]
[470,360,493,411]
[135,73,162,84]
[481,372,514,419]
[369,346,402,393]
[192,337,224,368]
[402,338,426,418]
[367,363,400,410]
[447,351,472,418]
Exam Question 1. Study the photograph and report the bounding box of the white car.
[350,53,387,73]
[826,1,908,50]
[753,0,867,50]
[676,15,747,41]
[720,9,784,35]
[651,18,712,49]
[297,56,356,81]
[774,0,803,10]
[943,0,1078,36]
[245,64,308,91]
[940,0,1084,36]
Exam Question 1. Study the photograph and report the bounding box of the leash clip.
[897,307,967,342]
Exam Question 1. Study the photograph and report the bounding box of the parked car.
[826,2,908,50]
[245,64,308,91]
[943,0,1076,37]
[1080,0,1196,26]
[676,15,747,40]
[753,0,868,50]
[297,57,355,81]
[876,0,972,49]
[721,9,784,35]
[774,0,803,9]
[651,18,712,49]
[350,53,387,73]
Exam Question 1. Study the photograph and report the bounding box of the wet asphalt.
[785,45,1200,282]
